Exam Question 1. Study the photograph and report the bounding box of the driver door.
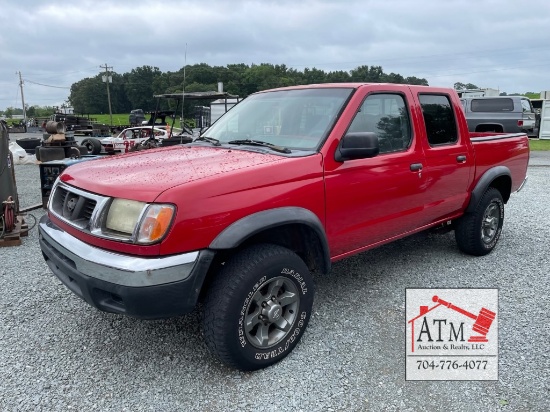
[324,89,427,258]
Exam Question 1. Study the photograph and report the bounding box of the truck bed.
[470,132,529,194]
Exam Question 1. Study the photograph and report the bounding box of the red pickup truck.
[39,83,529,370]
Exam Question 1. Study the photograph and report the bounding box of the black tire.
[65,146,84,158]
[16,137,42,151]
[161,136,193,146]
[38,147,65,162]
[455,187,504,256]
[64,146,76,158]
[81,138,102,155]
[76,145,89,155]
[203,244,314,371]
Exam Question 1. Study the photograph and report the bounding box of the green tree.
[69,75,106,114]
[454,82,479,90]
[61,62,434,116]
[302,67,326,84]
[383,72,405,83]
[326,70,351,83]
[404,76,429,86]
[125,66,163,111]
[349,65,370,81]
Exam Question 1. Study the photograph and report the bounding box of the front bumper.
[38,215,214,319]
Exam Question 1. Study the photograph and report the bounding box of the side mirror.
[334,132,379,162]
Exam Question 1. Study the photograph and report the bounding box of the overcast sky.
[1,0,549,111]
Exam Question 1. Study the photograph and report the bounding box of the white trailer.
[456,88,500,98]
[210,98,239,124]
[539,99,550,139]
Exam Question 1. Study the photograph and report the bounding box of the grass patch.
[91,113,183,127]
[529,139,550,151]
[91,114,133,126]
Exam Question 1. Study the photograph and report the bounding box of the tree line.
[67,63,429,115]
[1,70,539,121]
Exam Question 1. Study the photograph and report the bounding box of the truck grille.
[49,182,109,231]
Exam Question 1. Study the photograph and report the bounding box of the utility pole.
[100,64,113,126]
[17,71,27,126]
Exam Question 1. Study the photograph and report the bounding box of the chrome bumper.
[38,215,199,287]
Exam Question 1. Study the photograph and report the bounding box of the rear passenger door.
[414,93,472,222]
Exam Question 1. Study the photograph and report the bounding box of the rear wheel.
[455,187,504,256]
[81,138,102,155]
[202,244,314,370]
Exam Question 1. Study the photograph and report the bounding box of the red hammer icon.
[432,296,496,342]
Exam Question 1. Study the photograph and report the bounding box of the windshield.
[203,88,353,150]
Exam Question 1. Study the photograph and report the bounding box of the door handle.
[456,155,467,163]
[410,163,423,171]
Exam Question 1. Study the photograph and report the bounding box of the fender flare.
[466,166,511,213]
[209,207,331,272]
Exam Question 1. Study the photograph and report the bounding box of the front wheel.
[202,244,314,371]
[455,187,504,256]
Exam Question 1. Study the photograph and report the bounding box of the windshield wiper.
[227,139,291,154]
[194,136,221,146]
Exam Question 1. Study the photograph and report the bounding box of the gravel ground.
[1,156,549,411]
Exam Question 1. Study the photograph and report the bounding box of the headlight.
[105,198,175,244]
[106,199,145,234]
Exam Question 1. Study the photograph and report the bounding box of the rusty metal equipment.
[0,120,34,246]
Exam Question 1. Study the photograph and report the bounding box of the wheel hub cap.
[243,276,300,349]
[263,301,283,322]
[482,203,500,243]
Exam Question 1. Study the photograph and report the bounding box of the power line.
[24,79,70,89]
[22,66,101,81]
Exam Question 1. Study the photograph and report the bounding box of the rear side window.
[471,98,514,112]
[520,99,533,113]
[418,94,458,146]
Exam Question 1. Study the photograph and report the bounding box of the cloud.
[1,0,549,110]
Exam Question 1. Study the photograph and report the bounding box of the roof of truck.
[154,91,239,100]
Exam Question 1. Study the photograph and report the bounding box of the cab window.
[418,94,458,146]
[348,93,412,154]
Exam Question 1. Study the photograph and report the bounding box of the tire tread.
[202,244,308,370]
[455,187,503,256]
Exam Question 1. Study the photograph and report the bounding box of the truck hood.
[60,146,288,202]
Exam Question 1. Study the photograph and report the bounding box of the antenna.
[181,43,187,125]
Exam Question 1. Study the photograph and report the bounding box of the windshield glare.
[204,88,352,150]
